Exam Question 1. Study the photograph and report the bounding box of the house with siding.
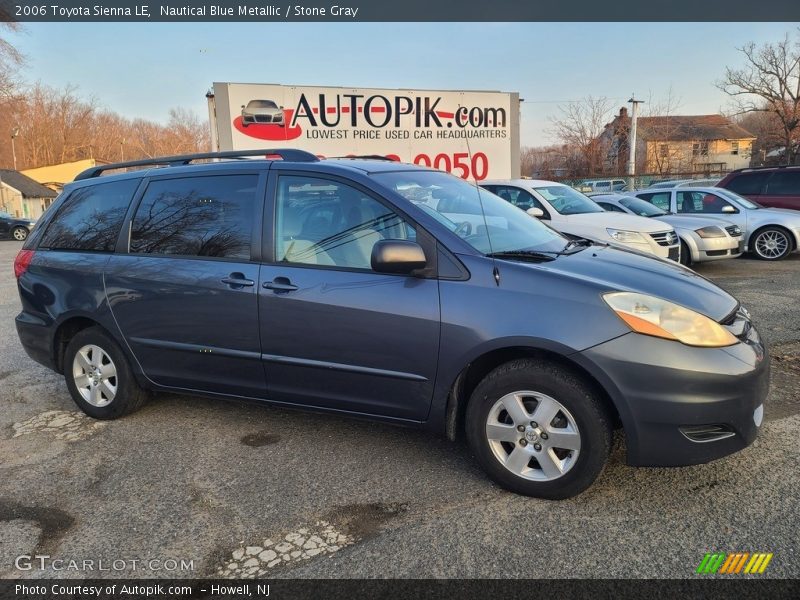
[601,108,756,176]
[0,169,59,219]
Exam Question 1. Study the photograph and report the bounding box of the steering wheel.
[454,221,472,238]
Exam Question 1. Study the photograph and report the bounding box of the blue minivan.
[14,150,769,498]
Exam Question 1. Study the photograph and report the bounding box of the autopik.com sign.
[210,83,521,180]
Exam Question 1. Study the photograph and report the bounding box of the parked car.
[0,211,35,241]
[642,178,721,190]
[14,150,769,499]
[590,193,743,266]
[241,99,285,127]
[574,178,627,193]
[481,179,681,262]
[634,186,800,261]
[717,166,800,211]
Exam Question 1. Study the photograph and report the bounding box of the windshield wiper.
[486,250,557,262]
[562,238,595,253]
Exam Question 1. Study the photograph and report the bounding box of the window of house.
[130,175,258,259]
[275,176,415,270]
[692,142,709,157]
[659,144,669,158]
[731,141,739,155]
[39,179,139,252]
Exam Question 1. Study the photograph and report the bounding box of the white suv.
[482,180,680,261]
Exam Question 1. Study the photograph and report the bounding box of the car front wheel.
[64,326,148,419]
[465,358,612,499]
[12,226,28,241]
[751,227,792,260]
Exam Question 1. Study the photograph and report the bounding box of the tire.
[63,326,147,419]
[12,227,28,241]
[679,240,691,266]
[465,359,612,499]
[751,226,792,261]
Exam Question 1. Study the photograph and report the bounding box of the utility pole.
[11,127,19,171]
[627,95,644,190]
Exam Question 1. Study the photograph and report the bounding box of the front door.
[258,173,440,420]
[106,171,267,397]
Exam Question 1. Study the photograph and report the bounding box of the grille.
[650,231,678,246]
[725,225,741,237]
[254,115,275,123]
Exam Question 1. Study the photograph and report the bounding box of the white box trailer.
[209,82,520,181]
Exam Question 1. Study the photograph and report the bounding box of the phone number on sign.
[331,152,490,181]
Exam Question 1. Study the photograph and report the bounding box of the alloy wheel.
[754,230,789,259]
[72,344,118,407]
[485,390,581,481]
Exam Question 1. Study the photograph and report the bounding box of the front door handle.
[221,273,255,288]
[263,277,299,293]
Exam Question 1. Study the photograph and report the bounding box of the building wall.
[645,139,753,174]
[0,183,24,217]
[22,158,100,191]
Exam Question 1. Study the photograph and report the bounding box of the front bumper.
[695,235,743,261]
[576,325,769,467]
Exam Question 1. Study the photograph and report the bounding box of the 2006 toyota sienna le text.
[14,150,770,499]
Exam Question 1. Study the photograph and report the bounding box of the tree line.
[0,24,209,172]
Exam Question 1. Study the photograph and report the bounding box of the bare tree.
[717,31,800,165]
[548,96,614,176]
[0,22,24,98]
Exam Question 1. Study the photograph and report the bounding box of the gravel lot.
[1,239,798,579]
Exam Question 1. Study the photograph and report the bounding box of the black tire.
[465,358,612,499]
[63,326,147,419]
[750,226,792,261]
[679,240,691,266]
[12,226,28,241]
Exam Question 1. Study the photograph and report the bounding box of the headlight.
[695,226,725,238]
[602,292,738,347]
[606,228,645,243]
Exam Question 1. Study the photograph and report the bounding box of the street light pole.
[11,127,19,171]
[626,96,644,190]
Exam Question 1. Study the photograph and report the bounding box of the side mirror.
[371,240,427,274]
[527,207,544,218]
[241,105,245,109]
[721,205,736,214]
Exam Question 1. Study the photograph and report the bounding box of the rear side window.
[130,175,258,260]
[38,179,138,252]
[637,192,671,211]
[765,171,800,196]
[725,172,769,195]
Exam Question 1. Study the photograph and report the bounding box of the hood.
[562,211,673,233]
[523,244,738,321]
[653,214,733,231]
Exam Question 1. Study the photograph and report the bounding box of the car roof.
[483,178,568,187]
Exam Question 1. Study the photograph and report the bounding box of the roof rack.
[74,149,320,180]
[731,164,799,174]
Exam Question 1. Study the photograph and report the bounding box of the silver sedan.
[591,193,743,267]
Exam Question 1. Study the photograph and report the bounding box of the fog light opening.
[679,424,736,443]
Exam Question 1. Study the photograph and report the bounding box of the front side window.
[765,171,800,196]
[676,191,735,214]
[533,185,605,215]
[490,185,547,213]
[39,179,138,252]
[375,170,565,255]
[619,196,667,216]
[130,174,257,259]
[276,176,415,270]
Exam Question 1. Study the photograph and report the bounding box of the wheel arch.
[53,315,116,374]
[444,345,622,443]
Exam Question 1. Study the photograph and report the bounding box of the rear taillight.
[13,249,35,279]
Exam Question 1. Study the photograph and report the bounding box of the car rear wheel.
[12,226,28,241]
[465,358,612,499]
[751,227,792,261]
[64,327,148,419]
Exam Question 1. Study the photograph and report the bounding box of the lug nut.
[541,432,548,440]
[530,421,537,428]
[517,425,525,432]
[519,439,528,446]
[534,443,542,451]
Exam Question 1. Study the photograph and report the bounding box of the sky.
[7,22,799,147]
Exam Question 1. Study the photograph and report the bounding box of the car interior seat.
[280,205,334,265]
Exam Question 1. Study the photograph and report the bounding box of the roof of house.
[22,158,109,188]
[0,169,59,198]
[609,113,756,142]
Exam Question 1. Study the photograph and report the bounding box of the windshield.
[716,188,762,209]
[374,171,566,255]
[247,100,278,109]
[533,185,605,215]
[619,196,667,216]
